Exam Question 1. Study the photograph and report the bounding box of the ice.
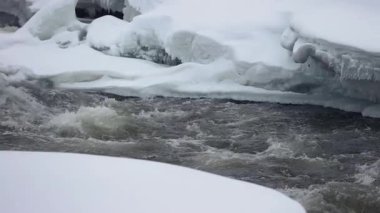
[77,0,125,14]
[0,151,305,213]
[95,0,124,12]
[282,28,380,80]
[1,0,380,117]
[0,0,48,26]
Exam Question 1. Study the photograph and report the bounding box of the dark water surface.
[1,81,379,213]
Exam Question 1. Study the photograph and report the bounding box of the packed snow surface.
[290,0,380,53]
[0,151,305,213]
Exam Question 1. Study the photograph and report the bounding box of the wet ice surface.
[1,81,380,213]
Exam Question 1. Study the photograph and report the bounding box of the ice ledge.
[281,27,380,82]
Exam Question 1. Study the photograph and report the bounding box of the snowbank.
[0,42,161,77]
[0,151,305,213]
[124,0,380,64]
[1,0,380,117]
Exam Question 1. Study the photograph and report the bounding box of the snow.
[127,0,165,13]
[86,15,129,56]
[127,0,380,59]
[121,0,297,68]
[18,0,81,40]
[1,0,380,117]
[0,42,161,77]
[0,151,306,213]
[290,0,380,53]
[27,0,57,12]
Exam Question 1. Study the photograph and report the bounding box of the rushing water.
[1,80,379,213]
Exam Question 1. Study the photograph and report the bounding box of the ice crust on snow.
[1,0,380,117]
[0,151,306,213]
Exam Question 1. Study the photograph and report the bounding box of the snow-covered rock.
[0,151,306,213]
[86,15,128,55]
[86,15,180,64]
[18,0,83,40]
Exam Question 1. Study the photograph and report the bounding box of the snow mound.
[18,0,82,40]
[0,151,306,213]
[87,15,129,56]
[87,15,180,65]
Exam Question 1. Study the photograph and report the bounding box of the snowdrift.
[0,0,380,117]
[0,151,306,213]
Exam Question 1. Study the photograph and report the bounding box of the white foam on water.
[355,160,380,186]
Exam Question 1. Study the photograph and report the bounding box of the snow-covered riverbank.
[0,151,305,213]
[1,0,380,117]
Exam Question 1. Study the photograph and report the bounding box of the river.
[1,80,379,213]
